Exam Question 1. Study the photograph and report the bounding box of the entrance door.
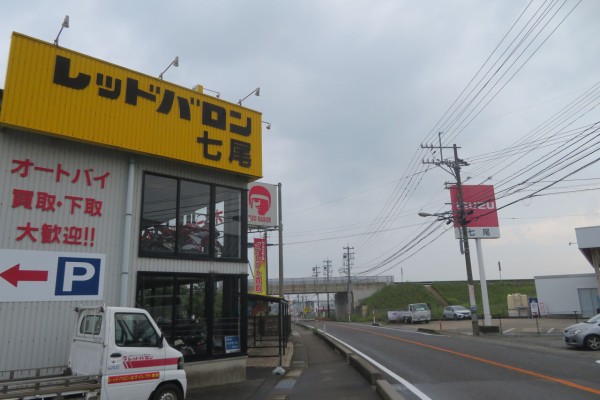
[578,288,600,318]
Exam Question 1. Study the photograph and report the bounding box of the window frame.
[139,172,247,262]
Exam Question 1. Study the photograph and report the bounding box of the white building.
[534,225,600,318]
[534,273,598,317]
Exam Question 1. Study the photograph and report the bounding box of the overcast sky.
[2,1,600,285]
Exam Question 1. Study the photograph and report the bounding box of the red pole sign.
[450,185,500,239]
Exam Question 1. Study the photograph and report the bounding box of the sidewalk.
[186,324,381,400]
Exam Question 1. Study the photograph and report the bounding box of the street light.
[418,212,453,224]
[419,209,480,336]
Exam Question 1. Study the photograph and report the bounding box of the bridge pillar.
[335,292,350,320]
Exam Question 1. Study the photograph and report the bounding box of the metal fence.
[247,295,291,359]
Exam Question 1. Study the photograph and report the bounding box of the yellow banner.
[253,238,267,295]
[108,372,160,384]
[0,33,262,179]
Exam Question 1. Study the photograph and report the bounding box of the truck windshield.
[115,313,160,347]
[413,304,429,311]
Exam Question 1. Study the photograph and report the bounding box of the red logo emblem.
[249,186,271,216]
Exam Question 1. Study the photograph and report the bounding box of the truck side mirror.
[157,333,164,349]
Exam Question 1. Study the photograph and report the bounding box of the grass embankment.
[358,280,536,322]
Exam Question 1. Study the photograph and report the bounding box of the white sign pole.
[475,238,492,326]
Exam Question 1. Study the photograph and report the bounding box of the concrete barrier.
[313,329,354,361]
[376,379,406,400]
[348,354,382,385]
[303,324,406,400]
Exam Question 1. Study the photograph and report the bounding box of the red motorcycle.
[180,222,224,256]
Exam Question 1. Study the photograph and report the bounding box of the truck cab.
[408,303,431,323]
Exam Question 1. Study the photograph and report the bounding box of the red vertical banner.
[253,238,267,295]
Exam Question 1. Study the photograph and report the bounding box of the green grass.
[355,280,536,321]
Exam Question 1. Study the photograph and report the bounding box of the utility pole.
[312,264,320,317]
[498,261,502,282]
[422,140,480,336]
[342,246,354,322]
[323,258,332,319]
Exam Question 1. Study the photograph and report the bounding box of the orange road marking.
[338,324,600,396]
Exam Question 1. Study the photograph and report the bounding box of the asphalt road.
[305,319,600,400]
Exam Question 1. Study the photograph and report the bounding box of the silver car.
[563,313,600,350]
[443,305,471,320]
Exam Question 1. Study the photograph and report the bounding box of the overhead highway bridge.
[253,276,394,317]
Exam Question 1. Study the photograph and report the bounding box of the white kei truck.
[387,303,431,324]
[0,306,187,400]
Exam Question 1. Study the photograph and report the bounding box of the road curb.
[417,327,442,334]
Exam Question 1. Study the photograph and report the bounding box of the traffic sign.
[0,250,105,302]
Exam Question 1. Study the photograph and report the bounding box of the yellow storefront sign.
[0,33,262,179]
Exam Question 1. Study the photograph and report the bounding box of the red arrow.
[0,264,48,287]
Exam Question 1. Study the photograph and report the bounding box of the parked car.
[563,313,600,350]
[443,305,471,320]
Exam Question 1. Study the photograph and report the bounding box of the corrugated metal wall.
[0,129,128,370]
[0,128,248,370]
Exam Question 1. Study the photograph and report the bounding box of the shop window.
[139,173,246,261]
[136,273,246,362]
[215,187,242,259]
[179,180,211,256]
[140,175,177,255]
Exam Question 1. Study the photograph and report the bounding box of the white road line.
[320,329,433,400]
[503,328,515,334]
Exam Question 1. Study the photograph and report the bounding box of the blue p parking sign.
[55,257,102,296]
[0,250,105,302]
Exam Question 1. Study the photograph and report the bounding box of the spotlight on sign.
[203,87,220,98]
[238,87,260,105]
[159,56,179,80]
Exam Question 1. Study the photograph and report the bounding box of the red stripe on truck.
[124,357,179,369]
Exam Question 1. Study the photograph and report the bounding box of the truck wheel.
[151,383,183,400]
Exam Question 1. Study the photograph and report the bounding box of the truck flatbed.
[0,367,100,400]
